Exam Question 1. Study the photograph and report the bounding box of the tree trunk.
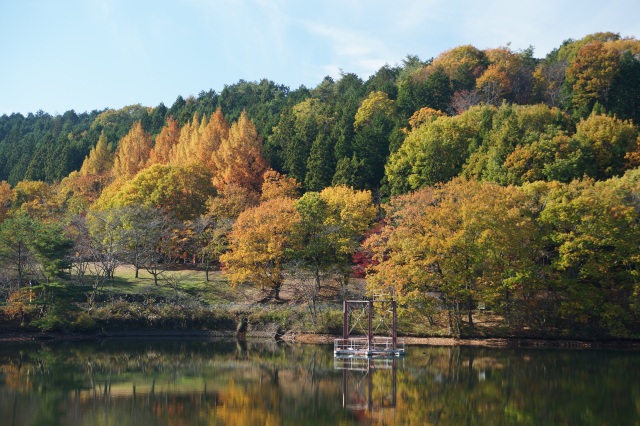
[504,287,511,326]
[454,302,462,337]
[447,305,454,337]
[314,266,321,291]
[273,283,281,301]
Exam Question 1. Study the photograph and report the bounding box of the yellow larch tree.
[197,108,230,169]
[56,131,115,213]
[169,113,200,165]
[148,117,180,166]
[112,122,152,181]
[210,111,268,193]
[80,131,114,177]
[168,109,230,169]
[0,181,13,222]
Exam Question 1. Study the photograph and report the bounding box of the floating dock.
[334,297,405,358]
[334,336,404,357]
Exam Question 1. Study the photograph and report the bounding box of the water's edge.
[2,330,640,349]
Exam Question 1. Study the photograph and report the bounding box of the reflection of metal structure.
[334,294,405,418]
[334,294,405,357]
[335,356,401,416]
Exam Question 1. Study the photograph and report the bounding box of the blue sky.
[1,0,639,116]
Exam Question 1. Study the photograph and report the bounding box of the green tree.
[269,99,334,189]
[539,174,640,337]
[386,107,485,194]
[304,132,335,191]
[184,215,231,282]
[0,214,38,291]
[103,163,216,221]
[352,91,397,189]
[119,205,178,286]
[608,50,640,124]
[0,214,72,290]
[29,219,73,280]
[331,155,367,189]
[462,103,569,184]
[573,112,639,180]
[292,192,335,292]
[397,65,452,118]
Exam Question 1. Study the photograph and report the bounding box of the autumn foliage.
[221,196,300,300]
[1,32,640,339]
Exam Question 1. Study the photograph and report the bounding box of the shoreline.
[2,330,640,349]
[282,333,640,349]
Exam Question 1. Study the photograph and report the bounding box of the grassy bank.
[0,266,359,336]
[2,265,636,343]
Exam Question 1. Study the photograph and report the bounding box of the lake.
[0,339,638,425]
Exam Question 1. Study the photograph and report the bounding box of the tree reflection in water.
[0,341,638,425]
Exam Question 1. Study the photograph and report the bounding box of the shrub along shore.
[2,266,640,348]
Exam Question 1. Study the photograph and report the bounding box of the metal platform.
[334,336,405,357]
[334,296,404,359]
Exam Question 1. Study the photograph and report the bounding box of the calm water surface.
[0,339,638,425]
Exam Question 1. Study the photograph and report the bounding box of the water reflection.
[336,357,399,422]
[0,340,344,426]
[0,340,639,425]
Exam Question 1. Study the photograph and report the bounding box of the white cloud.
[321,64,342,79]
[299,20,392,78]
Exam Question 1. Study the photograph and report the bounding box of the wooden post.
[392,358,397,406]
[367,361,373,412]
[342,368,348,407]
[343,300,349,339]
[368,300,373,351]
[392,300,397,350]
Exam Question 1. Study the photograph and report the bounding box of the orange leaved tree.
[211,111,268,193]
[112,122,152,180]
[221,197,300,301]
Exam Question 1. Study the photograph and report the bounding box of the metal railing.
[334,337,404,354]
[334,356,399,370]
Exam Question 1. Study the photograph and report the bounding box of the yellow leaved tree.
[112,122,152,181]
[148,116,180,166]
[210,111,268,193]
[221,196,300,301]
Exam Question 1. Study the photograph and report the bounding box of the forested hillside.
[3,32,639,191]
[2,32,640,339]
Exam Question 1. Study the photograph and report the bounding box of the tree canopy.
[2,32,640,339]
